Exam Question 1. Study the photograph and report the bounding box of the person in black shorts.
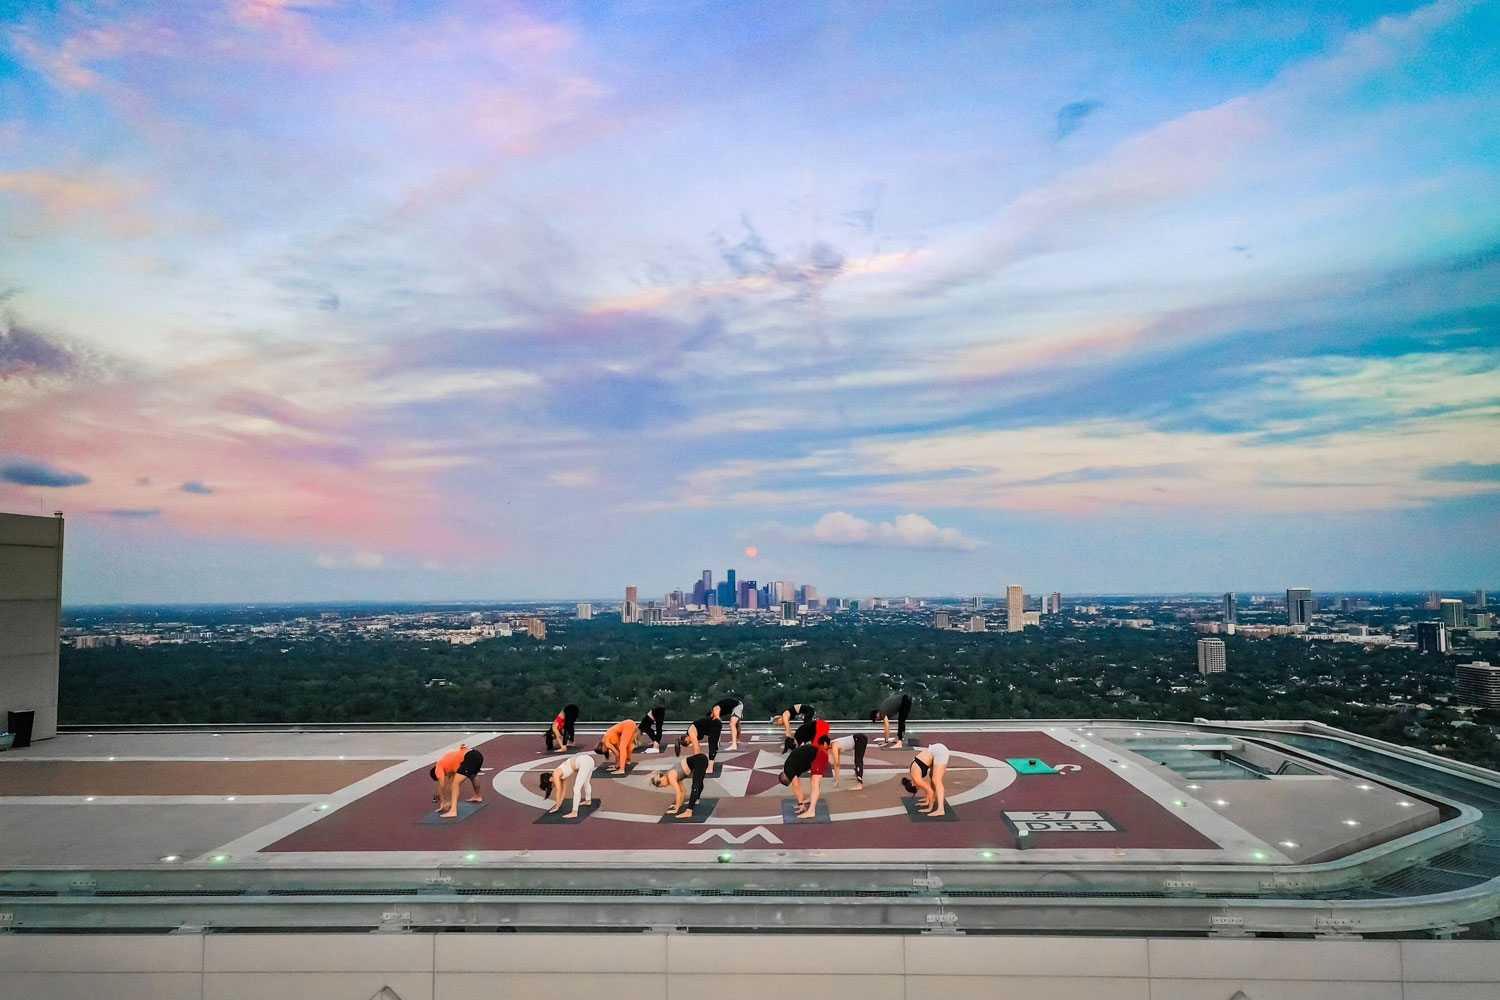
[652,753,710,818]
[777,741,819,811]
[787,715,830,753]
[675,714,723,762]
[639,704,666,754]
[430,748,485,804]
[710,697,744,749]
[870,692,912,748]
[772,703,815,742]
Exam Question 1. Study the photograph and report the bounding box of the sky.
[1,0,1497,603]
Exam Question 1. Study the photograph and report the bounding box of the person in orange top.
[595,718,638,774]
[432,744,469,818]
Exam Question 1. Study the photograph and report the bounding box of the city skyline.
[2,2,1497,603]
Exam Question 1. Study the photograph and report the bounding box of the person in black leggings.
[675,714,723,762]
[639,705,666,754]
[870,692,912,748]
[652,753,710,818]
[545,704,579,753]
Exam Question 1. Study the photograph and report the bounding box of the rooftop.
[2,718,1498,938]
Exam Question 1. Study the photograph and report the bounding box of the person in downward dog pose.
[827,733,869,788]
[777,741,820,813]
[430,744,473,818]
[710,697,744,749]
[870,691,913,748]
[638,704,667,754]
[675,713,723,763]
[595,718,638,774]
[651,753,710,818]
[790,715,830,751]
[545,704,580,753]
[901,742,950,817]
[772,703,816,742]
[538,752,596,818]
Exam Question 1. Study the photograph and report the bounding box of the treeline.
[58,620,1500,769]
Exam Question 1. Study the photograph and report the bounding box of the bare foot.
[439,810,458,818]
[678,808,693,818]
[928,810,946,818]
[564,812,579,819]
[547,805,559,814]
[466,797,483,803]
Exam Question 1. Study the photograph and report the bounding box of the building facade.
[1286,588,1313,626]
[1197,637,1226,674]
[1456,661,1500,709]
[1416,621,1448,655]
[0,512,63,743]
[1006,585,1024,632]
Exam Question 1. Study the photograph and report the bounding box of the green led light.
[314,803,331,811]
[1173,799,1187,808]
[979,849,995,859]
[465,852,479,862]
[210,854,230,863]
[1251,851,1268,862]
[717,852,733,863]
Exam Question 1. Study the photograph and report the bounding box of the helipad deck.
[2,720,1498,937]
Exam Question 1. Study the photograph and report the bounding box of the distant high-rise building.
[800,585,819,606]
[691,580,705,605]
[521,617,547,640]
[1440,599,1465,629]
[971,596,984,610]
[1424,591,1441,611]
[641,606,664,625]
[1222,593,1236,625]
[1475,589,1488,609]
[1006,585,1024,632]
[1416,622,1448,655]
[742,588,758,610]
[1456,661,1500,709]
[1197,638,1226,674]
[576,603,592,620]
[702,570,712,594]
[1286,588,1313,626]
[623,586,639,624]
[780,600,797,623]
[738,579,754,607]
[625,586,638,604]
[1046,592,1062,615]
[967,615,986,632]
[726,568,737,607]
[716,580,734,608]
[668,590,683,612]
[707,605,725,623]
[934,612,950,630]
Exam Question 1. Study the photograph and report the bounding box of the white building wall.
[0,512,63,741]
[0,934,1496,1000]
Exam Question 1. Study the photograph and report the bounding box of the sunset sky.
[2,0,1497,602]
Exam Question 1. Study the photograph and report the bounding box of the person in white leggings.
[538,752,596,818]
[901,742,950,817]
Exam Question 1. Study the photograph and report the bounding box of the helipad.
[2,719,1498,938]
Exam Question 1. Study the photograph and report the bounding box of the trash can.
[7,711,35,749]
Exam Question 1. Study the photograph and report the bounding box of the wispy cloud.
[1055,99,1102,140]
[788,512,984,552]
[1,459,89,487]
[178,480,213,494]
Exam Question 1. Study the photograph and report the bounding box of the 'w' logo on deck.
[689,826,783,845]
